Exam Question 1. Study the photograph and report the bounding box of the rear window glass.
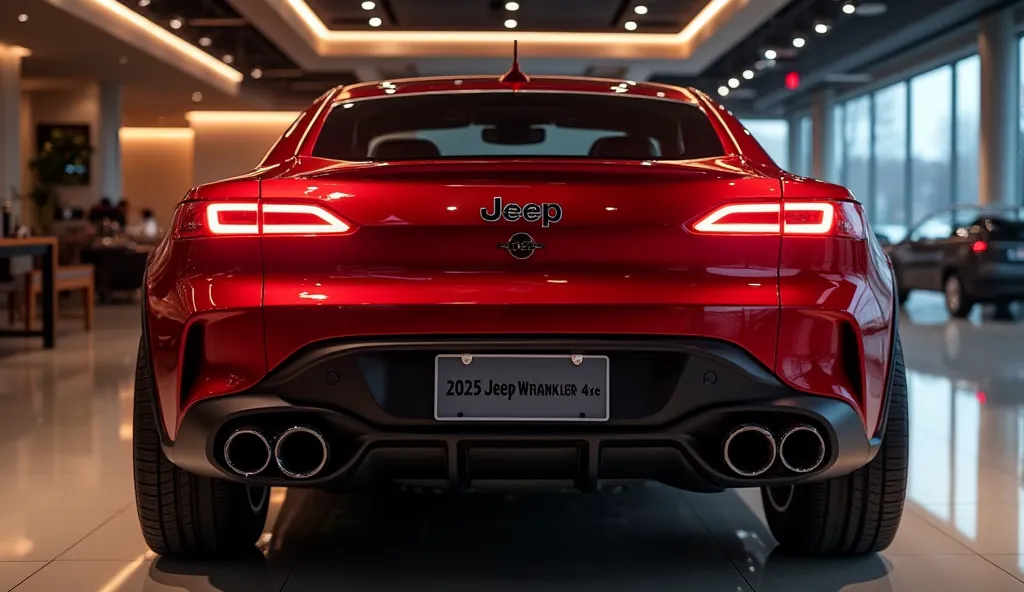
[311,92,724,161]
[986,218,1024,240]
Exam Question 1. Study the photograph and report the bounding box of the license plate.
[434,354,609,422]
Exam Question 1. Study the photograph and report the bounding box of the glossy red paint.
[143,76,896,440]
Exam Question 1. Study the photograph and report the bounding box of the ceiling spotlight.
[369,16,383,27]
[764,49,777,60]
[361,1,376,9]
[727,78,740,89]
[792,37,806,48]
[842,3,856,14]
[505,1,520,10]
[138,0,150,6]
[742,69,754,80]
[17,13,28,22]
[815,23,829,34]
[504,18,518,28]
[222,54,234,64]
[191,92,203,102]
[169,18,183,29]
[250,68,263,79]
[198,36,212,47]
[717,86,730,97]
[634,5,648,14]
[624,21,638,31]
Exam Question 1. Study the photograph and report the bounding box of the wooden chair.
[25,264,95,331]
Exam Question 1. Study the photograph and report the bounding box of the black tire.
[943,273,973,318]
[761,336,908,556]
[133,338,269,559]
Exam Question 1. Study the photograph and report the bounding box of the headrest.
[371,138,441,160]
[588,136,657,160]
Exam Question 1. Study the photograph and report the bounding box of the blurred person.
[138,208,159,239]
[112,199,129,229]
[88,197,115,225]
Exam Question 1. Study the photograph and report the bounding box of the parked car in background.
[888,206,1024,318]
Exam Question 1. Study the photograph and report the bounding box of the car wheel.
[133,338,269,559]
[760,336,908,556]
[944,274,973,318]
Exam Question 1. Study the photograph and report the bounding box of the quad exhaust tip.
[223,429,272,477]
[778,425,826,474]
[275,426,329,479]
[723,424,777,477]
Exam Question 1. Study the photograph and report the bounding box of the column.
[0,45,25,222]
[978,8,1018,206]
[810,88,835,180]
[786,115,801,176]
[98,81,123,201]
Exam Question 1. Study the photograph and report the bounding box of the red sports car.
[133,73,907,560]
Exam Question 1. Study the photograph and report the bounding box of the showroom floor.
[1,295,1024,591]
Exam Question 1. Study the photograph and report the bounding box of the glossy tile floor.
[2,294,1024,591]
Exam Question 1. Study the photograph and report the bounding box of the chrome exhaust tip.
[723,424,777,477]
[223,429,272,477]
[778,425,826,473]
[274,426,329,479]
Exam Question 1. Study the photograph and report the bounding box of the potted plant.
[28,127,93,233]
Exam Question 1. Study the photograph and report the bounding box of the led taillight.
[176,202,353,238]
[691,201,864,238]
[972,240,988,253]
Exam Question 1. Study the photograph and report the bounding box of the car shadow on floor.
[147,486,892,591]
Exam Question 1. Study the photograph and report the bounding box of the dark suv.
[888,206,1024,318]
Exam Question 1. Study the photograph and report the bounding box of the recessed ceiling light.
[169,18,183,29]
[198,36,212,47]
[369,16,383,27]
[504,18,517,29]
[792,37,806,48]
[191,92,203,102]
[634,5,648,14]
[764,49,777,60]
[361,1,376,9]
[624,21,638,31]
[17,14,28,22]
[505,1,520,10]
[815,23,829,34]
[138,0,150,6]
[842,3,856,14]
[742,69,754,80]
[727,77,740,89]
[222,54,234,64]
[717,86,730,97]
[250,68,263,79]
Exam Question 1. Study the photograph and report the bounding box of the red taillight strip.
[206,203,259,235]
[195,202,353,237]
[691,201,859,237]
[262,203,351,234]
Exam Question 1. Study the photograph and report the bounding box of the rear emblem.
[499,232,544,260]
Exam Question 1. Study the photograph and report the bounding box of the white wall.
[121,129,194,227]
[189,115,295,186]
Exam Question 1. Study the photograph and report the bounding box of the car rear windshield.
[987,219,1024,240]
[311,92,725,161]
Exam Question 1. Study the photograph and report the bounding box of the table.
[0,237,57,348]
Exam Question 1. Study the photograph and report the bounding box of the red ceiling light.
[785,72,800,90]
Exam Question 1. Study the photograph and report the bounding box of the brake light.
[691,201,864,238]
[972,240,988,253]
[176,202,353,238]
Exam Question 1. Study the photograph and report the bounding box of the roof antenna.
[499,40,530,91]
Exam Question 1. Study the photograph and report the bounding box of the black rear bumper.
[162,337,879,493]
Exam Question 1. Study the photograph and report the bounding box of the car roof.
[334,75,701,104]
